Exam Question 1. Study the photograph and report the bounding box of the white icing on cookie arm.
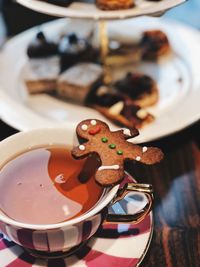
[71,143,91,159]
[98,165,120,171]
[142,146,148,153]
[125,144,163,165]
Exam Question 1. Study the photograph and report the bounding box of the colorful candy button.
[109,144,116,149]
[88,126,101,135]
[101,137,108,143]
[117,150,123,155]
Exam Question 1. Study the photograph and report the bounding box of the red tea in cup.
[0,146,103,225]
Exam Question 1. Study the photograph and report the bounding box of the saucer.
[0,207,152,266]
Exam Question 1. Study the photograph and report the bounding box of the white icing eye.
[81,124,88,131]
[136,156,141,161]
[90,120,97,126]
[142,146,148,153]
[79,145,85,151]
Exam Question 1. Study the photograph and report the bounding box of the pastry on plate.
[40,0,73,6]
[140,30,171,60]
[27,31,58,59]
[96,0,134,10]
[57,63,103,104]
[93,93,154,129]
[58,33,98,72]
[25,31,59,94]
[25,57,60,94]
[115,72,158,108]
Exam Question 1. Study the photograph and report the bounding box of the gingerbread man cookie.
[72,119,163,186]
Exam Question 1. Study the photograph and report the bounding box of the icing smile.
[88,126,101,135]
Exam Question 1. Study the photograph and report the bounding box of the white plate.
[16,0,186,20]
[0,17,200,143]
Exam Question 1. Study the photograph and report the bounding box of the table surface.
[0,0,200,265]
[0,118,199,266]
[127,121,200,267]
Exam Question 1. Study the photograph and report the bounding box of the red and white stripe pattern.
[0,214,152,267]
[0,213,102,253]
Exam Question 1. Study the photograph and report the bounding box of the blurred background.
[0,0,199,45]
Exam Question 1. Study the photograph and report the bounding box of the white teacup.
[0,127,153,257]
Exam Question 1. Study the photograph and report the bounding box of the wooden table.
[0,119,199,266]
[126,120,200,267]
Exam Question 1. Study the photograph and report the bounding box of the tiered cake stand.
[1,0,197,147]
[15,1,186,52]
[16,0,185,20]
[16,0,186,84]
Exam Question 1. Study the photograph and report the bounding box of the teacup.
[0,127,153,257]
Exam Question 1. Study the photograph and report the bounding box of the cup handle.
[105,183,153,224]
